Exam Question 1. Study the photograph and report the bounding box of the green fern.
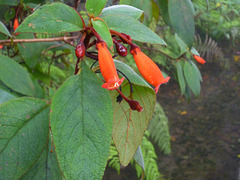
[148,102,171,154]
[134,132,164,180]
[107,142,121,174]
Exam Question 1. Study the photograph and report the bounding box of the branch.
[0,35,79,46]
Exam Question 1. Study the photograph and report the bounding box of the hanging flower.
[193,55,206,64]
[130,46,170,94]
[13,18,19,31]
[96,41,124,90]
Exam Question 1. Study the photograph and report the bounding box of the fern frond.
[194,34,229,68]
[134,132,164,180]
[148,102,171,154]
[107,142,121,174]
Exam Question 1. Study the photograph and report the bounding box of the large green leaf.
[110,61,156,166]
[0,55,37,97]
[169,0,195,47]
[0,20,11,37]
[91,19,113,48]
[50,61,113,180]
[17,33,43,69]
[0,97,50,180]
[119,0,153,25]
[85,0,107,17]
[20,136,63,180]
[156,0,171,25]
[175,61,186,95]
[101,5,143,19]
[0,85,18,104]
[16,3,83,33]
[184,61,201,96]
[103,14,166,45]
[111,82,155,166]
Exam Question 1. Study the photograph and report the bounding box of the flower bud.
[75,41,85,58]
[115,41,127,57]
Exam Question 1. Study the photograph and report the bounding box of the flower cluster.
[74,28,171,111]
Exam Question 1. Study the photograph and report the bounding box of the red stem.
[85,27,103,42]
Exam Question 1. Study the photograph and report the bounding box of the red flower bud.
[75,41,85,58]
[114,41,127,57]
[193,55,206,64]
[130,47,170,94]
[128,99,143,112]
[0,45,3,49]
[96,41,124,90]
[13,18,19,31]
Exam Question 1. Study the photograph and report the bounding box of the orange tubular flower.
[193,55,206,64]
[130,47,170,94]
[13,18,19,31]
[96,41,124,90]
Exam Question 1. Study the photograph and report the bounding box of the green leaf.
[103,14,166,45]
[175,61,186,94]
[20,136,63,180]
[175,33,188,54]
[184,61,201,96]
[50,61,113,180]
[85,0,107,17]
[17,33,43,69]
[0,55,37,97]
[114,60,151,88]
[111,83,155,166]
[91,19,113,48]
[0,85,18,104]
[169,0,195,47]
[0,0,18,6]
[0,20,11,37]
[190,60,203,82]
[156,0,171,25]
[110,68,156,166]
[119,0,153,25]
[190,47,200,56]
[133,146,145,171]
[0,0,44,5]
[16,3,83,33]
[101,5,143,19]
[0,97,50,180]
